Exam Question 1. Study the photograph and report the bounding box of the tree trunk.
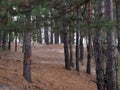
[22,34,25,53]
[93,1,105,90]
[116,1,120,52]
[23,31,32,83]
[15,32,17,52]
[106,0,116,90]
[50,29,54,44]
[63,32,71,70]
[8,31,12,50]
[2,30,7,50]
[86,34,92,74]
[115,1,120,89]
[44,23,49,45]
[80,33,84,64]
[60,33,64,43]
[69,32,74,67]
[0,31,2,49]
[76,31,80,72]
[54,31,59,44]
[23,0,32,82]
[86,1,92,74]
[36,16,42,44]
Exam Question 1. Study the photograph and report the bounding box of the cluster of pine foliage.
[0,0,120,90]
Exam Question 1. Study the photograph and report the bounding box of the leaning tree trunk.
[93,1,105,90]
[106,0,116,90]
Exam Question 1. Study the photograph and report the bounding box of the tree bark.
[15,32,17,52]
[93,1,105,90]
[8,31,12,50]
[44,22,49,45]
[106,0,116,90]
[63,32,71,70]
[80,33,84,64]
[86,34,92,74]
[86,2,92,74]
[69,32,74,67]
[23,28,32,83]
[2,30,7,50]
[116,1,120,52]
[76,31,80,72]
[115,1,120,89]
[54,31,59,44]
[23,0,32,82]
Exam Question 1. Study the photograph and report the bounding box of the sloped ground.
[0,43,97,90]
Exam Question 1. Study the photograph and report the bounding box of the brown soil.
[0,43,97,90]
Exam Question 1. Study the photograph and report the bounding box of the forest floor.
[0,43,97,90]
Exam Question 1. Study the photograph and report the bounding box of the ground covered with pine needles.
[0,43,97,90]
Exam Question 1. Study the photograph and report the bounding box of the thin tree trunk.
[36,16,42,44]
[44,23,49,45]
[55,31,59,44]
[80,33,84,64]
[15,32,17,52]
[22,34,25,53]
[23,0,32,82]
[116,1,120,52]
[2,30,7,50]
[86,1,92,74]
[50,29,54,44]
[60,33,64,43]
[0,31,2,49]
[75,6,80,72]
[8,31,12,50]
[69,32,74,67]
[106,0,116,90]
[86,34,92,74]
[76,31,80,72]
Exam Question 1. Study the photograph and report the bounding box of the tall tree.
[116,0,120,52]
[76,6,80,72]
[106,0,116,90]
[23,0,32,82]
[63,0,71,70]
[93,0,105,90]
[86,1,92,74]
